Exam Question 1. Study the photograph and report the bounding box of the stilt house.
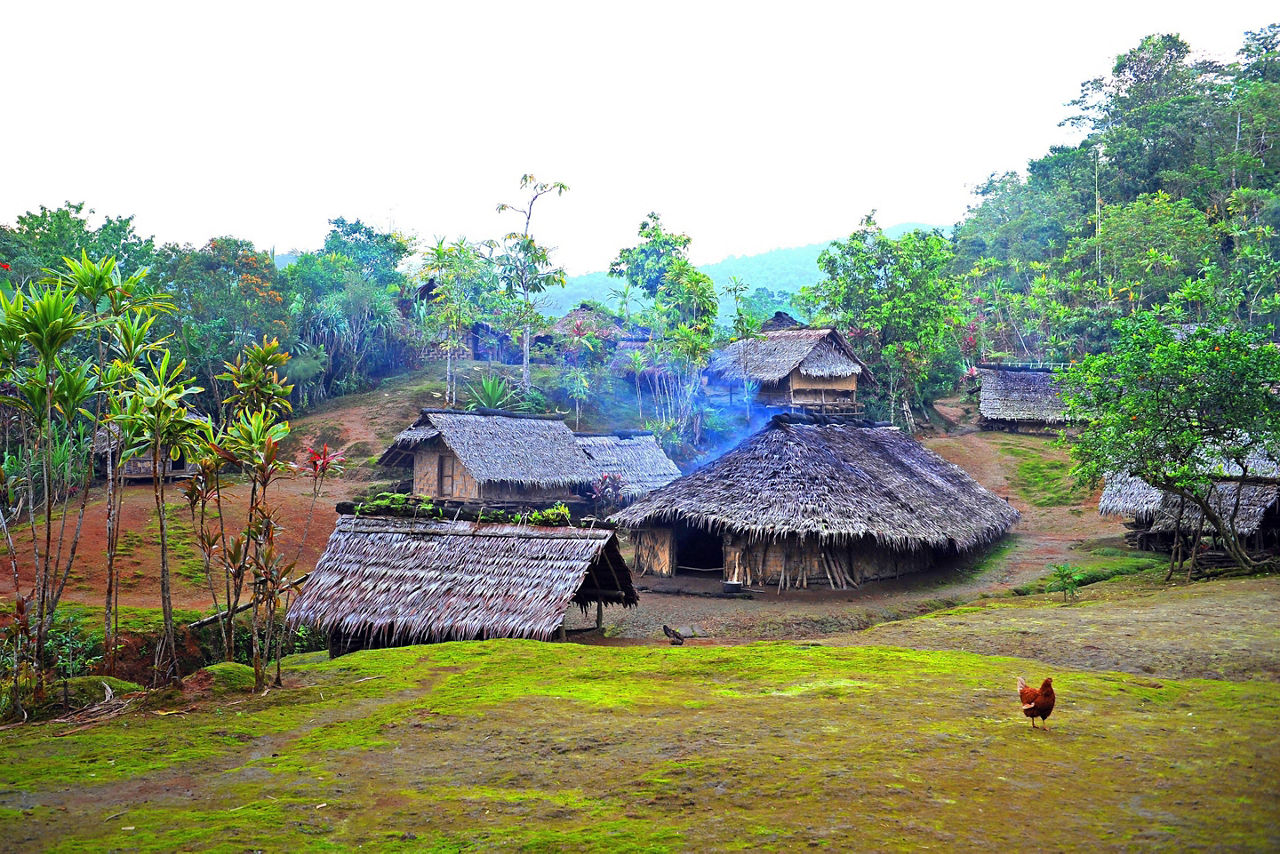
[1101,461,1280,555]
[706,327,870,415]
[288,514,638,653]
[609,414,1020,590]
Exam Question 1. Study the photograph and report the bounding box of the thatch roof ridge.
[977,368,1068,424]
[708,328,868,384]
[287,516,638,643]
[609,419,1019,551]
[575,433,682,498]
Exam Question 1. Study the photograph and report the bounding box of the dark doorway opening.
[673,521,723,572]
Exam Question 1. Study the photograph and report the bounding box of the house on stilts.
[609,414,1020,590]
[705,327,870,416]
[287,512,638,655]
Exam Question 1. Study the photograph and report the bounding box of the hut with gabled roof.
[378,409,600,503]
[574,432,682,500]
[706,327,870,415]
[609,414,1019,589]
[288,514,638,654]
[976,366,1069,431]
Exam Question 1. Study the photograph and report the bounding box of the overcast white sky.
[4,2,1276,274]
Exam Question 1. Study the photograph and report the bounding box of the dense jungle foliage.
[1,26,1277,436]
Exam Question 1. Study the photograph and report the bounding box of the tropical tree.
[118,350,203,685]
[1059,298,1280,574]
[494,175,569,390]
[796,215,963,427]
[609,213,693,299]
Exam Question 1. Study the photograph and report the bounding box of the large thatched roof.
[575,433,682,498]
[708,328,868,384]
[378,409,599,487]
[609,416,1019,551]
[547,304,624,339]
[977,368,1068,424]
[288,516,638,643]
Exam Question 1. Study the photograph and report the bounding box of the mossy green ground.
[2,579,1278,852]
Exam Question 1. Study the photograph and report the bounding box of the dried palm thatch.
[760,311,802,332]
[1099,474,1164,521]
[1148,483,1279,536]
[288,516,637,644]
[378,409,599,487]
[609,416,1019,551]
[977,368,1068,425]
[575,432,682,498]
[548,305,624,339]
[1103,453,1279,536]
[708,328,868,384]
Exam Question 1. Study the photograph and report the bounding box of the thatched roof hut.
[574,432,681,499]
[288,515,638,650]
[548,304,624,340]
[760,310,802,331]
[976,367,1068,428]
[379,409,599,502]
[708,327,867,385]
[609,415,1019,589]
[706,328,870,414]
[1101,454,1279,545]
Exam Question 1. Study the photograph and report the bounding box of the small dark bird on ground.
[662,625,685,645]
[1018,676,1055,730]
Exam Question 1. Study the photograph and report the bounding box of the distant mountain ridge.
[550,222,948,315]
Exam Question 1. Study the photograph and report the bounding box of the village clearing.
[0,378,1277,849]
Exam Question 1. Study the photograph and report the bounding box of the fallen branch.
[187,573,310,630]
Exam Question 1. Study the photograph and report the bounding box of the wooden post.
[595,600,603,629]
[557,623,567,642]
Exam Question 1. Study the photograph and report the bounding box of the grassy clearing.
[996,437,1087,507]
[3,627,1277,851]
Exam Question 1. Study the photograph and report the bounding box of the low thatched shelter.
[976,366,1068,430]
[288,515,638,654]
[609,415,1019,590]
[574,432,681,499]
[706,327,870,414]
[1101,460,1280,553]
[379,409,599,503]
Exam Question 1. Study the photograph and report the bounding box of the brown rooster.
[1017,676,1055,730]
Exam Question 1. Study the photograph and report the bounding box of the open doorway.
[673,521,723,574]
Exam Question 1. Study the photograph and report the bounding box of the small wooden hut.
[705,327,870,415]
[609,414,1020,589]
[92,425,193,481]
[574,432,682,500]
[288,514,638,654]
[976,366,1068,431]
[378,409,600,504]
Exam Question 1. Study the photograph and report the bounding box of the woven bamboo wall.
[634,528,674,577]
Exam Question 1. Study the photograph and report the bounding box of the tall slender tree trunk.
[152,444,179,686]
[521,322,532,391]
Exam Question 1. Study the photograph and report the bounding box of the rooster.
[1017,676,1055,730]
[662,625,685,646]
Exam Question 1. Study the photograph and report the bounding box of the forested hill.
[550,222,947,314]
